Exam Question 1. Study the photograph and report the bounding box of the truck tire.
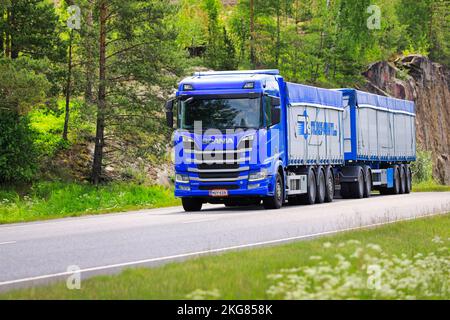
[405,166,412,194]
[299,168,316,205]
[399,165,406,194]
[363,166,372,198]
[392,165,401,195]
[316,168,326,204]
[352,167,365,198]
[263,173,283,210]
[324,167,335,203]
[182,198,203,212]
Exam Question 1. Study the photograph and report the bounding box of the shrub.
[411,149,433,183]
[0,111,38,183]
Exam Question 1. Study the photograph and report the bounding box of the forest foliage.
[0,0,448,184]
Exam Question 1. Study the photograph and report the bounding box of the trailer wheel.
[363,166,372,198]
[316,168,326,204]
[353,167,365,198]
[182,198,203,212]
[324,167,335,203]
[399,165,406,194]
[405,166,412,194]
[263,173,283,210]
[299,168,316,205]
[392,165,401,195]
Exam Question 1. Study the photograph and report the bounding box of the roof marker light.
[243,82,255,89]
[183,84,194,91]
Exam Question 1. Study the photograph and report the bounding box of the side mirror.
[270,96,281,107]
[271,107,281,125]
[165,99,175,128]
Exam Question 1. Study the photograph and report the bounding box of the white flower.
[186,289,221,300]
[432,236,444,244]
[323,242,333,248]
[367,244,382,252]
[267,240,449,300]
[347,240,361,246]
[310,256,322,261]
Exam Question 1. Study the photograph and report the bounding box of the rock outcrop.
[362,55,450,185]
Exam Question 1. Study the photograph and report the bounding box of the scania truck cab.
[166,70,287,211]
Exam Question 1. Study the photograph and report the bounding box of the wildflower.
[323,242,332,248]
[310,256,322,261]
[432,236,444,244]
[367,244,382,252]
[186,289,221,300]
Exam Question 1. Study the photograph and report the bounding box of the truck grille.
[199,185,239,191]
[185,136,253,182]
[198,163,240,170]
[198,172,240,179]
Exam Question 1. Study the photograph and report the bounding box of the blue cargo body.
[165,70,416,211]
[339,89,416,164]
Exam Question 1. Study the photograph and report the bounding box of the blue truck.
[165,70,416,212]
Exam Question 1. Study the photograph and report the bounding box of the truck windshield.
[178,97,262,131]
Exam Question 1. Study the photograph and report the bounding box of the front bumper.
[175,178,272,198]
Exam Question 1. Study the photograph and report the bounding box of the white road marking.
[0,212,445,287]
[0,241,16,246]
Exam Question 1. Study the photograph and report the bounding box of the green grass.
[413,180,450,192]
[2,214,449,300]
[0,182,180,224]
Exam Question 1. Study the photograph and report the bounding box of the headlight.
[176,174,190,184]
[249,169,269,182]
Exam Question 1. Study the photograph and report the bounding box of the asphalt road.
[1,192,449,292]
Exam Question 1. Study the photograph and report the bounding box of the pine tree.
[0,0,64,60]
[90,0,185,184]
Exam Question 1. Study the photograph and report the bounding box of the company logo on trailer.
[297,111,338,139]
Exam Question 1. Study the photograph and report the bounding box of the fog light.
[248,184,260,190]
[179,185,190,191]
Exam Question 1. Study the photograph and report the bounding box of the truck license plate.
[209,190,228,197]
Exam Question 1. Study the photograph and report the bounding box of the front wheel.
[263,173,283,210]
[182,198,203,212]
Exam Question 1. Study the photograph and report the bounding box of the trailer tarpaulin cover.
[286,82,343,109]
[356,90,415,114]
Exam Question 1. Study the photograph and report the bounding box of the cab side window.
[264,95,273,128]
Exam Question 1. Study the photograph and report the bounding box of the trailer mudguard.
[339,166,362,183]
